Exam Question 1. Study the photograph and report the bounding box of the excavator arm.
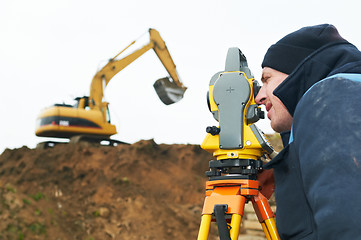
[89,28,186,111]
[149,29,184,89]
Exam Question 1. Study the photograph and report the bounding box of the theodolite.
[197,48,280,240]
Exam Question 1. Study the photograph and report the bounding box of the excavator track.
[36,136,128,149]
[69,135,129,146]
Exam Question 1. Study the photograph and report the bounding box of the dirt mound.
[0,140,213,240]
[0,136,282,240]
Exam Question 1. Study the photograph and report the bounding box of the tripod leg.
[264,218,278,240]
[197,214,212,240]
[229,213,242,240]
[252,193,280,240]
[261,222,271,240]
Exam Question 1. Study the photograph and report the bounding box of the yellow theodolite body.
[201,48,273,161]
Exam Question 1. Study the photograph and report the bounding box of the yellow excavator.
[35,28,187,146]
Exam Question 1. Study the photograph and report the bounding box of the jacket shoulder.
[291,73,361,239]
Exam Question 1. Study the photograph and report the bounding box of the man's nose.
[255,86,267,104]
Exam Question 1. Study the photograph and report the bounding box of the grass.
[28,222,46,235]
[30,192,45,201]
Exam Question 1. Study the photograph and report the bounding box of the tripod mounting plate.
[206,158,263,180]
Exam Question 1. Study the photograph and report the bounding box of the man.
[255,24,361,239]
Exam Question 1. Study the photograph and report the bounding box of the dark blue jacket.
[265,37,361,239]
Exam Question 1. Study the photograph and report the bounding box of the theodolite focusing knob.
[206,126,220,136]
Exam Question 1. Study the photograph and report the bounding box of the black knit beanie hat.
[262,24,346,74]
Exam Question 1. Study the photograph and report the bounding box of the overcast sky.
[1,0,361,153]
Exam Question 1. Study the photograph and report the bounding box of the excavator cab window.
[106,106,111,123]
[73,97,91,110]
[73,100,79,108]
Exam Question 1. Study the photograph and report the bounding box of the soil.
[0,135,282,240]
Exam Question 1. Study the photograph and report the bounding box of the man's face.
[255,67,293,133]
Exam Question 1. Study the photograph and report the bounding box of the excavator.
[35,28,187,147]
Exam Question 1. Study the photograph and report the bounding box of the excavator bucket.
[153,77,186,105]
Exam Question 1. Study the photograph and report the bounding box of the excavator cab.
[153,77,186,105]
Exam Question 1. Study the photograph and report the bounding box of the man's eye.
[262,77,270,83]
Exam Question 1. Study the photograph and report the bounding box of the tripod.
[197,159,280,240]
